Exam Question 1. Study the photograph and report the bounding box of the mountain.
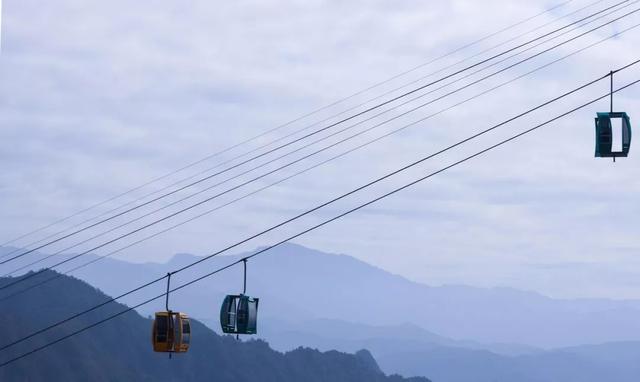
[0,270,428,382]
[5,244,640,381]
[256,317,640,381]
[7,242,640,348]
[376,341,640,382]
[256,317,543,357]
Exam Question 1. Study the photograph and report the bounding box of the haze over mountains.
[6,243,640,347]
[4,243,640,381]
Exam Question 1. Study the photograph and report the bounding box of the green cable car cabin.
[152,311,191,353]
[595,112,632,158]
[220,295,259,335]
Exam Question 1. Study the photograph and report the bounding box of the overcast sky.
[0,0,639,299]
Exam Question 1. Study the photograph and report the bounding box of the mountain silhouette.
[11,242,639,348]
[0,270,428,382]
[5,243,640,381]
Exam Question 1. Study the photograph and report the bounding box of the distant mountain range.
[376,340,640,382]
[4,243,640,381]
[0,270,428,382]
[254,316,640,381]
[7,242,639,348]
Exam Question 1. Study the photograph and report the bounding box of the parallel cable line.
[10,0,626,278]
[1,62,637,356]
[78,0,604,220]
[6,47,633,301]
[1,0,632,266]
[2,77,638,368]
[275,0,609,147]
[0,0,576,254]
[3,11,638,297]
[3,5,637,285]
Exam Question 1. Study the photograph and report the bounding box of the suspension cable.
[2,7,637,292]
[2,77,637,368]
[0,0,577,253]
[1,0,630,265]
[2,65,637,358]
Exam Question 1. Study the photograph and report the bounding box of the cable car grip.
[610,70,614,113]
[165,272,174,359]
[165,272,173,312]
[242,259,247,295]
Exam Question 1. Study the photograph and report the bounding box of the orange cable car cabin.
[152,311,191,353]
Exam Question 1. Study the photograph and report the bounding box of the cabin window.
[238,299,248,326]
[182,320,191,344]
[155,317,168,343]
[612,117,623,152]
[227,299,237,327]
[248,300,257,331]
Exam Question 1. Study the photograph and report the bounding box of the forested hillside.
[0,271,428,382]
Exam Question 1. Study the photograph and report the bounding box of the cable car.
[220,259,260,336]
[152,273,190,355]
[595,112,632,158]
[152,311,191,353]
[220,294,259,335]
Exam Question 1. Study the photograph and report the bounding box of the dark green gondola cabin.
[220,295,259,335]
[595,112,632,158]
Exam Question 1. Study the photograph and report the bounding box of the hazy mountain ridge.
[256,316,640,381]
[0,270,428,382]
[5,243,640,381]
[376,340,640,381]
[257,317,544,357]
[7,243,640,347]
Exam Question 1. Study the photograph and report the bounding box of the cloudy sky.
[0,0,639,299]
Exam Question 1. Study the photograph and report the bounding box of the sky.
[0,0,639,299]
